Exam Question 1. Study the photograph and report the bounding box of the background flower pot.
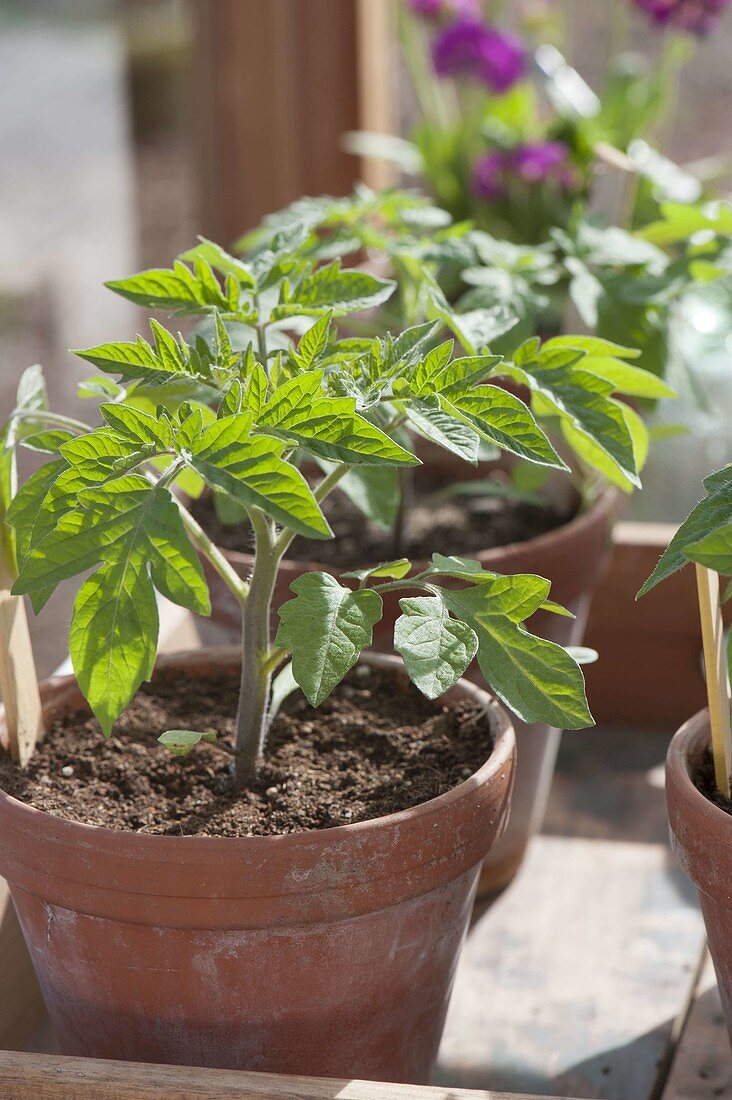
[0,648,515,1083]
[666,709,732,1042]
[201,483,616,897]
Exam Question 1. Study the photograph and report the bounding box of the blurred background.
[1,0,731,671]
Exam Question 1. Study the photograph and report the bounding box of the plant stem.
[12,409,90,434]
[392,466,413,559]
[234,507,279,786]
[176,500,249,605]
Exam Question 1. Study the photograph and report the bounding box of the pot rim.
[0,647,515,854]
[667,707,732,834]
[215,485,618,573]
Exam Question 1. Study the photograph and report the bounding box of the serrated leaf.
[638,470,732,598]
[275,573,383,705]
[70,557,158,736]
[184,414,330,538]
[405,396,480,464]
[20,429,75,454]
[105,259,229,312]
[257,371,418,467]
[445,386,566,470]
[100,403,173,449]
[74,331,209,388]
[295,313,332,367]
[683,520,732,576]
[412,350,501,398]
[504,351,640,488]
[394,596,477,699]
[181,239,255,287]
[272,260,395,319]
[579,357,675,399]
[342,558,412,583]
[544,336,640,360]
[440,578,593,729]
[6,460,65,567]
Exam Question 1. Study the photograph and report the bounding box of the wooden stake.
[695,563,732,797]
[0,553,44,766]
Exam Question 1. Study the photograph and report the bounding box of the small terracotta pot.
[0,648,515,1082]
[201,485,616,896]
[666,710,732,1041]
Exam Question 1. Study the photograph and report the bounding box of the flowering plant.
[353,0,730,245]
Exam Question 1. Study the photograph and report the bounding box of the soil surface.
[191,472,574,568]
[0,668,494,836]
[695,749,732,815]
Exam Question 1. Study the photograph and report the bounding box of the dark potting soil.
[0,668,494,837]
[191,475,573,568]
[694,749,732,816]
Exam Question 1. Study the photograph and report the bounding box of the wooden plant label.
[695,563,732,797]
[0,553,44,767]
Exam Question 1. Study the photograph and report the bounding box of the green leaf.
[445,386,566,470]
[639,468,732,595]
[184,414,331,538]
[504,349,640,488]
[272,260,395,319]
[412,350,501,397]
[20,429,75,454]
[440,577,593,729]
[275,572,383,705]
[100,403,173,449]
[343,558,412,583]
[70,557,158,736]
[6,460,65,567]
[158,729,218,756]
[105,259,230,312]
[405,395,480,464]
[579,357,675,399]
[257,372,418,467]
[180,239,255,287]
[295,313,332,367]
[544,336,640,360]
[74,328,209,388]
[684,521,732,576]
[394,596,477,699]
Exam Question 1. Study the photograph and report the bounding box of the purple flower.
[472,151,508,201]
[632,0,731,34]
[510,141,568,183]
[432,19,526,92]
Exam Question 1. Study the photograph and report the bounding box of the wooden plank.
[695,565,732,795]
[0,555,44,766]
[193,0,373,245]
[355,0,396,191]
[662,954,732,1099]
[585,522,732,728]
[436,722,707,1099]
[0,881,45,1053]
[0,1050,578,1100]
[436,834,707,1099]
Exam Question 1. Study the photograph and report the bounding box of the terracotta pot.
[201,484,617,896]
[666,710,732,1041]
[0,648,515,1082]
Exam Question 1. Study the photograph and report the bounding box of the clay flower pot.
[201,484,616,897]
[0,648,515,1082]
[666,709,732,1040]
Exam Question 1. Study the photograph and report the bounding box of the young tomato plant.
[0,221,634,788]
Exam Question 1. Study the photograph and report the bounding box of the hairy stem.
[234,507,279,786]
[12,409,90,434]
[392,466,414,559]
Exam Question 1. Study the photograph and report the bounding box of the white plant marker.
[0,553,44,767]
[695,563,732,798]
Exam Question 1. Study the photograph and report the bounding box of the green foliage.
[639,466,732,595]
[0,192,621,775]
